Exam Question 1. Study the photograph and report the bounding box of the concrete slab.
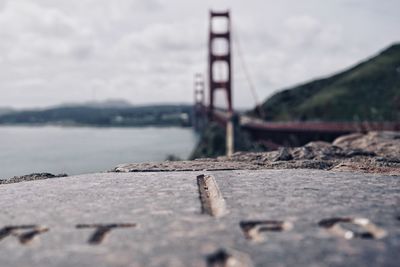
[0,169,399,266]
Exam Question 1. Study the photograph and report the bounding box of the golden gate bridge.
[193,10,400,156]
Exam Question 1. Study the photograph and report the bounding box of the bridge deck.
[240,116,400,133]
[207,109,400,146]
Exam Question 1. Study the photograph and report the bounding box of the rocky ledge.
[0,173,67,185]
[114,131,400,175]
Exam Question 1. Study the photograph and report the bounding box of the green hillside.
[256,43,400,121]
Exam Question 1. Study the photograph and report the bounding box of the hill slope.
[256,43,400,121]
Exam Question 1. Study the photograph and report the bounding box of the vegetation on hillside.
[252,43,400,121]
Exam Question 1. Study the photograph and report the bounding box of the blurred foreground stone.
[0,169,399,267]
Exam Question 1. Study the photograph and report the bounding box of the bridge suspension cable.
[231,22,265,116]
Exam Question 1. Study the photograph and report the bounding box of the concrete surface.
[0,169,399,267]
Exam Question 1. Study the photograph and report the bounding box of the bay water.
[0,126,198,179]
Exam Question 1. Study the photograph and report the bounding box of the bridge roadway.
[209,109,400,146]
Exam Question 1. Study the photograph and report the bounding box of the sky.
[0,0,399,109]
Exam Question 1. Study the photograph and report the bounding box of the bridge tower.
[208,10,235,157]
[208,11,232,116]
[193,73,205,131]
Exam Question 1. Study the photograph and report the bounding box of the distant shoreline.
[0,103,194,128]
[0,122,193,128]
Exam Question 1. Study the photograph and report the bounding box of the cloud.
[0,0,399,108]
[0,1,94,62]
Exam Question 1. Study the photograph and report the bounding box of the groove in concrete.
[240,220,293,242]
[206,248,253,267]
[0,225,49,244]
[318,217,387,240]
[197,174,227,218]
[17,227,49,244]
[76,223,137,245]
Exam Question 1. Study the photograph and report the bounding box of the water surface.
[0,126,197,179]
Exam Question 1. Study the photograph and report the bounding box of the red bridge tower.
[208,11,233,117]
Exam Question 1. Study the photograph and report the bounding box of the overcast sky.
[0,0,399,109]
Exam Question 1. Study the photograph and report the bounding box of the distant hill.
[0,108,14,116]
[0,104,193,127]
[255,43,400,121]
[60,99,134,109]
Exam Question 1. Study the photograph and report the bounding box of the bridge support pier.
[226,113,234,158]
